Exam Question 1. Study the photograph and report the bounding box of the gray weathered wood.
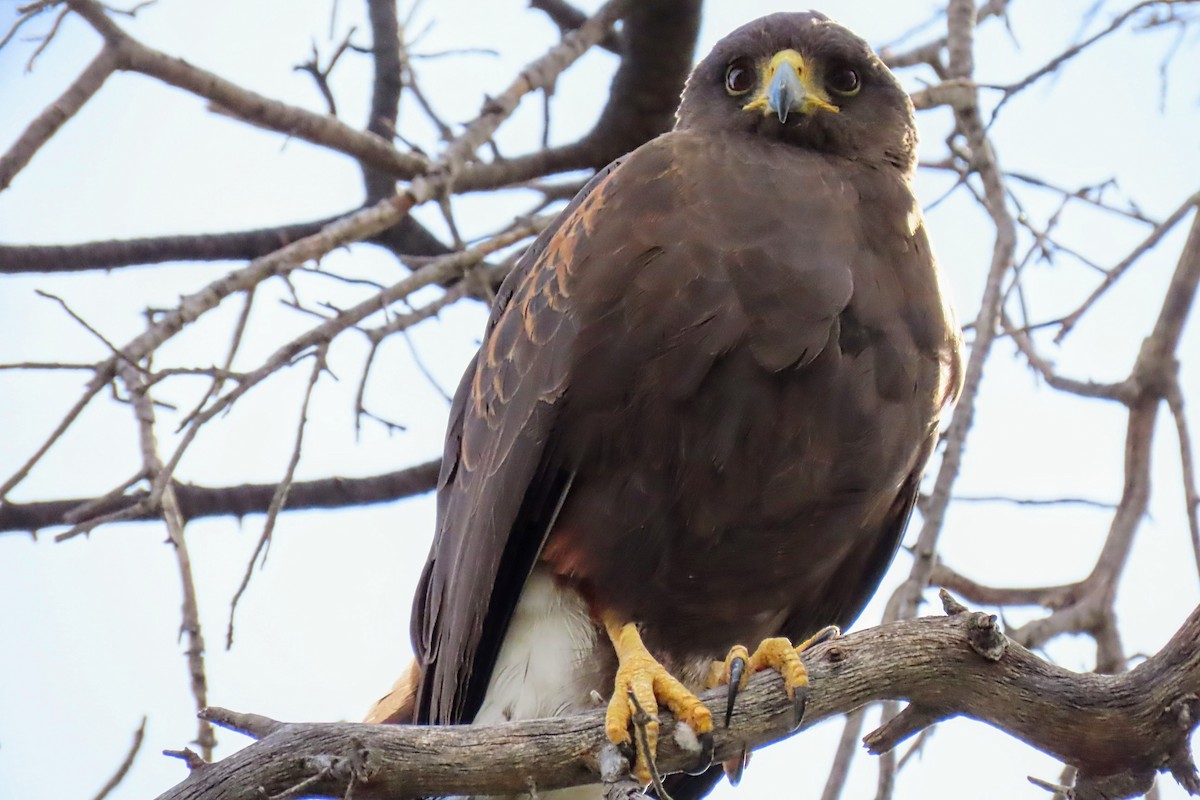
[154,605,1200,800]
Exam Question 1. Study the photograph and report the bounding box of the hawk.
[367,11,962,799]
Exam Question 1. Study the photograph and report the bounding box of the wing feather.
[412,161,622,724]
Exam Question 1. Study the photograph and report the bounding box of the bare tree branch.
[5,3,1200,799]
[90,716,147,800]
[531,0,623,54]
[0,216,340,273]
[63,0,430,179]
[0,459,441,535]
[993,206,1200,651]
[0,46,118,192]
[890,0,1017,622]
[152,605,1200,800]
[819,709,866,800]
[453,0,701,192]
[1056,191,1200,342]
[989,0,1200,123]
[118,360,215,758]
[226,345,327,649]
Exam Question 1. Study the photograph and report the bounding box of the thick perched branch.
[153,606,1200,800]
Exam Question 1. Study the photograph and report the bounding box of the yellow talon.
[796,624,841,655]
[702,626,839,787]
[712,626,839,728]
[603,615,714,785]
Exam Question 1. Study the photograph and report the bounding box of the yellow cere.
[742,49,840,116]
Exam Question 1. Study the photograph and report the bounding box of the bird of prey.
[367,10,962,799]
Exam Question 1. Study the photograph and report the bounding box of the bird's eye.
[724,58,755,95]
[826,65,861,96]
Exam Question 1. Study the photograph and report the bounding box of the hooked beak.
[766,61,807,124]
[743,50,839,123]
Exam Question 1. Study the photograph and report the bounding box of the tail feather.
[364,659,421,724]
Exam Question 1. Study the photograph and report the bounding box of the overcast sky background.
[1,1,1198,799]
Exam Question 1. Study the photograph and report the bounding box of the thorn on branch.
[1028,774,1073,796]
[939,588,968,616]
[200,706,283,739]
[163,747,210,772]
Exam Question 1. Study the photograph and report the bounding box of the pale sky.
[1,2,1198,799]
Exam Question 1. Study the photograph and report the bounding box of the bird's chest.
[544,344,925,654]
[601,347,908,516]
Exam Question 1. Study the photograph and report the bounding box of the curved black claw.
[807,625,841,649]
[724,746,750,786]
[685,729,715,776]
[724,655,746,727]
[791,684,809,731]
[616,737,637,771]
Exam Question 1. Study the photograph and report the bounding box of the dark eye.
[724,58,755,95]
[826,65,861,95]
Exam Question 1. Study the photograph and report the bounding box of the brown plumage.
[371,11,961,799]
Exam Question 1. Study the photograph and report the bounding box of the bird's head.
[676,11,917,174]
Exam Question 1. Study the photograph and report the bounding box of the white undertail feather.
[474,567,600,724]
[471,568,605,800]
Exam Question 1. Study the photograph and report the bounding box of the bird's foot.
[705,626,839,785]
[711,626,840,728]
[604,618,714,786]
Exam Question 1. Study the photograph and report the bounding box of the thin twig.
[989,0,1200,124]
[35,290,142,370]
[294,27,357,117]
[1056,191,1199,342]
[226,346,328,649]
[118,361,215,758]
[888,0,1017,624]
[90,716,147,800]
[1167,369,1200,582]
[23,5,67,71]
[0,376,107,502]
[819,708,866,800]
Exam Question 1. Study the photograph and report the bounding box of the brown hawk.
[367,11,962,800]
